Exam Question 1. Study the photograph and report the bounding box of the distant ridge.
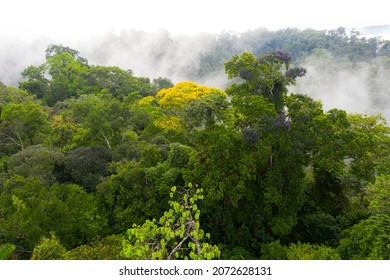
[357,25,390,39]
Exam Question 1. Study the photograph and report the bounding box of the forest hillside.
[1,28,390,260]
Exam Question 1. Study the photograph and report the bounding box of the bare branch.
[168,233,190,260]
[99,131,112,149]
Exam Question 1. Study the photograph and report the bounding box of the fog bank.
[1,29,390,121]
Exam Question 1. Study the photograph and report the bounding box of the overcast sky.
[1,0,389,41]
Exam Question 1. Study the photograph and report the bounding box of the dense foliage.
[1,27,390,259]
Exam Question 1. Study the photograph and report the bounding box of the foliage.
[157,81,224,110]
[19,65,49,99]
[338,214,390,259]
[31,233,66,260]
[0,178,105,255]
[7,145,65,185]
[225,51,305,114]
[155,81,226,132]
[63,235,124,260]
[1,40,390,259]
[220,246,255,260]
[295,211,341,247]
[286,242,340,260]
[45,44,88,65]
[122,184,220,260]
[86,66,142,100]
[365,175,390,214]
[62,94,133,149]
[0,101,51,150]
[0,243,16,260]
[64,145,113,192]
[45,52,89,105]
[261,240,340,260]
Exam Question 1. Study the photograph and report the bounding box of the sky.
[1,0,389,41]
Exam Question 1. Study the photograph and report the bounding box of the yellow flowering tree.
[157,81,223,110]
[155,81,227,131]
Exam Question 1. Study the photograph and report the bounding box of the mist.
[1,28,390,122]
[290,49,390,121]
[0,37,50,86]
[0,30,231,88]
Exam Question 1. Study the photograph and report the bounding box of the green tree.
[0,101,51,150]
[182,92,230,130]
[261,240,340,260]
[338,214,390,259]
[86,66,142,100]
[63,235,124,260]
[346,114,390,183]
[19,65,49,99]
[225,51,306,114]
[0,177,104,257]
[96,141,198,234]
[45,52,89,105]
[152,77,174,92]
[0,85,33,111]
[31,233,66,260]
[207,52,308,246]
[122,184,220,260]
[63,94,133,149]
[64,145,113,192]
[45,44,88,65]
[287,95,352,216]
[365,175,390,214]
[7,145,64,185]
[0,243,16,260]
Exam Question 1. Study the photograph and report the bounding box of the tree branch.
[167,233,190,260]
[99,131,112,149]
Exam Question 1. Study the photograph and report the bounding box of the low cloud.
[1,31,389,122]
[291,50,390,121]
[0,37,50,86]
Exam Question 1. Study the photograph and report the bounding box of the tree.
[155,81,226,134]
[45,44,88,65]
[7,145,65,186]
[0,101,51,150]
[18,45,90,105]
[122,184,220,260]
[0,85,33,111]
[64,145,113,192]
[182,91,230,130]
[0,243,16,260]
[0,177,105,257]
[19,65,49,99]
[0,86,35,154]
[86,66,142,100]
[365,175,390,214]
[225,51,306,114]
[152,77,174,92]
[287,95,352,216]
[49,114,85,149]
[261,240,340,260]
[63,235,124,260]
[338,214,390,259]
[63,94,133,149]
[45,52,89,105]
[157,81,224,111]
[30,233,66,260]
[210,52,308,243]
[346,114,390,183]
[95,141,198,234]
